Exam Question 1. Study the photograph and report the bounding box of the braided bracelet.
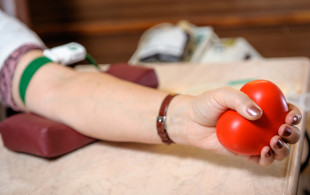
[156,94,178,145]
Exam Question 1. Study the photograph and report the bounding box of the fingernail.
[247,105,262,117]
[283,127,292,137]
[275,139,284,149]
[265,149,272,158]
[292,114,301,125]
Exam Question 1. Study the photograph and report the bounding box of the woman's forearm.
[11,50,188,144]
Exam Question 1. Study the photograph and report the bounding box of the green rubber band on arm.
[19,56,53,104]
[86,53,100,70]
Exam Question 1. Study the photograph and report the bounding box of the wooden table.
[0,58,309,194]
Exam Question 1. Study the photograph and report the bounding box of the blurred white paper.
[199,37,263,63]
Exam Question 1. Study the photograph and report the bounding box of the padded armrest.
[0,64,158,158]
[106,63,158,88]
[0,113,95,158]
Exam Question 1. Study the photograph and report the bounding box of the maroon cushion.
[0,64,158,158]
[106,63,158,88]
[0,113,95,158]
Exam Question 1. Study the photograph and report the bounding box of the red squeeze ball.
[216,80,288,155]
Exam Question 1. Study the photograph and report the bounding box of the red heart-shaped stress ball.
[216,80,288,155]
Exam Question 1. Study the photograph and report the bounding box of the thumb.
[213,87,263,121]
[245,104,263,120]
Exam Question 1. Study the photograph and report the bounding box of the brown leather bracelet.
[157,94,178,145]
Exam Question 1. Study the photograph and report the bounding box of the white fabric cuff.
[0,10,45,69]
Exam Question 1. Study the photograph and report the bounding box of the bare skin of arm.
[11,49,302,166]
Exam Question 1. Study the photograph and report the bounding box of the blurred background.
[1,0,310,64]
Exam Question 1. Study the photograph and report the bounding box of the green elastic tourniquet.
[86,53,100,70]
[19,56,52,104]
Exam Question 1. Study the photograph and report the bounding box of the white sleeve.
[0,10,45,69]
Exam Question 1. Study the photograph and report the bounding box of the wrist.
[165,94,193,145]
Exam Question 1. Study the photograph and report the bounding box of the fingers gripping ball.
[216,80,289,155]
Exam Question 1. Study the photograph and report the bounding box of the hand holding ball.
[216,80,288,155]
